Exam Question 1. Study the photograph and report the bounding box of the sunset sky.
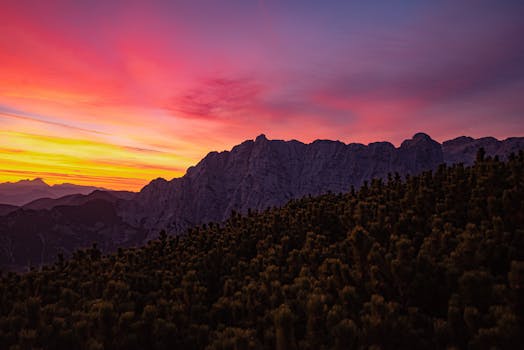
[1,0,523,190]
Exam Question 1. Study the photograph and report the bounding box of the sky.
[1,0,523,190]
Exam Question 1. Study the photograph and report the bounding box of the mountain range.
[0,178,108,206]
[0,190,144,271]
[22,190,135,211]
[1,132,523,270]
[121,133,524,239]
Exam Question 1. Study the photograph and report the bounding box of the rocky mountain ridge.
[442,136,524,164]
[0,178,108,206]
[121,133,524,239]
[1,132,523,270]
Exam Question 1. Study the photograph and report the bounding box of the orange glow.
[0,130,189,190]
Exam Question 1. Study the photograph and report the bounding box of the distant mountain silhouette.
[23,190,135,210]
[121,133,524,239]
[0,178,108,206]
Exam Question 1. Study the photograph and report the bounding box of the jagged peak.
[368,141,396,151]
[412,132,432,141]
[17,177,47,185]
[0,178,50,188]
[400,132,438,148]
[255,134,268,143]
[443,136,503,148]
[477,136,500,143]
[442,136,475,147]
[149,177,168,185]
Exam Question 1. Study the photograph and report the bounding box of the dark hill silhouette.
[0,199,145,271]
[0,178,107,206]
[0,204,18,216]
[22,190,135,210]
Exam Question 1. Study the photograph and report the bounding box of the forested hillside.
[1,150,523,349]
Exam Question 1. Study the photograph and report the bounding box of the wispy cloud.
[169,77,263,120]
[0,107,107,135]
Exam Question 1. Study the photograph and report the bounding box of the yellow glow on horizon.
[0,130,190,191]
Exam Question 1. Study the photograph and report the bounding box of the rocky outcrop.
[122,133,524,239]
[122,133,447,238]
[443,136,524,165]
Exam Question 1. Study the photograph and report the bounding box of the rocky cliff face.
[121,133,447,238]
[442,136,524,165]
[122,133,524,239]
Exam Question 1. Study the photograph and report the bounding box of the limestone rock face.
[442,136,524,165]
[122,133,444,238]
[120,133,524,239]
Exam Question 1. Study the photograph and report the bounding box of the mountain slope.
[0,199,145,271]
[0,204,18,216]
[121,133,524,238]
[22,190,135,211]
[0,178,107,206]
[1,154,522,348]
